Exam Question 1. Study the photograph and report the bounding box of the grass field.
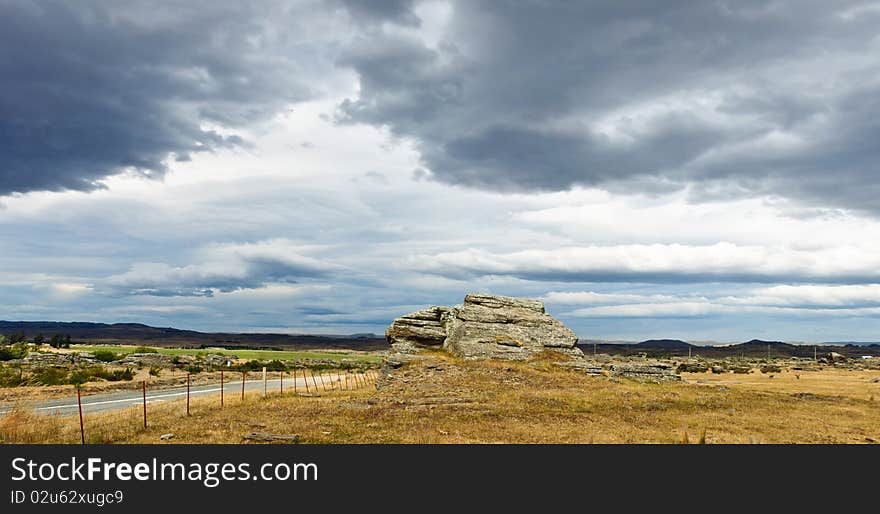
[68,344,382,363]
[4,352,879,444]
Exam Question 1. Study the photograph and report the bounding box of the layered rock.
[384,306,451,354]
[118,353,176,368]
[609,362,680,382]
[23,352,97,368]
[385,294,582,360]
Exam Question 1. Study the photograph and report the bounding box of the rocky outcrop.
[119,353,175,368]
[204,353,237,367]
[677,362,709,373]
[554,360,604,375]
[610,362,680,382]
[760,364,782,374]
[385,294,582,360]
[384,306,451,354]
[23,352,97,368]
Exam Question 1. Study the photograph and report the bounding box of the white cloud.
[409,242,880,282]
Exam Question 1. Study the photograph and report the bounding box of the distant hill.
[577,337,880,358]
[0,321,387,351]
[637,339,694,349]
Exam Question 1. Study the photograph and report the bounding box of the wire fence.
[0,368,379,444]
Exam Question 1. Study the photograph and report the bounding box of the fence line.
[0,368,378,444]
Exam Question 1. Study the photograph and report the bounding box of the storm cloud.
[337,1,880,212]
[0,0,329,195]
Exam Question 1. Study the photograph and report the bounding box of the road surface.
[0,372,362,417]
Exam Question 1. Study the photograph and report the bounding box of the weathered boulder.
[119,353,175,368]
[204,353,237,367]
[610,362,681,382]
[384,306,451,354]
[554,360,604,375]
[677,362,709,373]
[826,352,847,363]
[385,294,583,361]
[23,352,97,368]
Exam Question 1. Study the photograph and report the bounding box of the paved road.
[0,372,363,417]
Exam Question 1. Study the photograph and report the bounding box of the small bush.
[100,368,134,381]
[68,370,91,386]
[0,342,28,361]
[134,346,158,354]
[185,365,202,374]
[83,366,134,382]
[0,365,24,387]
[31,367,69,386]
[148,366,161,377]
[232,359,288,372]
[93,350,119,362]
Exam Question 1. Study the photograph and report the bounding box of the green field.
[69,345,382,363]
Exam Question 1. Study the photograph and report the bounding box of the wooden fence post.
[142,380,147,429]
[76,386,85,445]
[310,369,319,392]
[280,370,283,395]
[186,373,191,416]
[241,371,246,401]
[293,368,298,394]
[262,367,267,398]
[220,370,224,407]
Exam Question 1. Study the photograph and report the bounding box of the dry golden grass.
[682,367,880,401]
[3,356,879,444]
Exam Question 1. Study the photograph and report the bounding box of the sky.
[3,1,880,343]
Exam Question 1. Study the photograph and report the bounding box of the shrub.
[68,370,91,386]
[232,359,288,372]
[0,342,29,361]
[30,367,69,386]
[82,366,135,382]
[101,368,134,381]
[0,348,15,361]
[185,365,202,374]
[148,366,161,377]
[93,350,119,362]
[134,346,158,354]
[0,365,24,387]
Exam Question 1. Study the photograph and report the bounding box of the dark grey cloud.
[337,1,880,212]
[0,0,319,195]
[337,0,419,26]
[100,242,338,297]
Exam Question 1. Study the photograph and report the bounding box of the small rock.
[160,433,174,440]
[677,362,709,373]
[243,432,300,443]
